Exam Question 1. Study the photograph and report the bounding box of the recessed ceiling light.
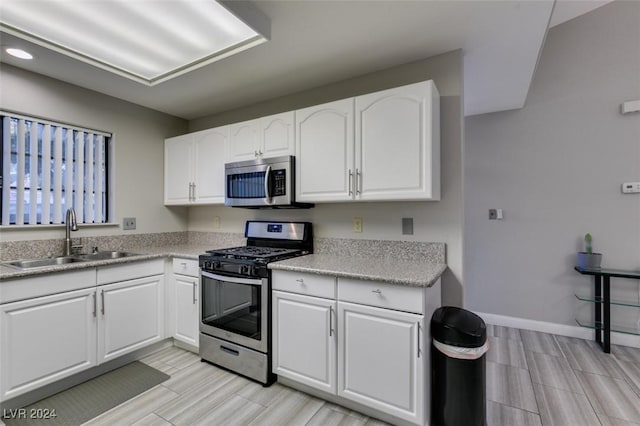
[6,47,32,60]
[0,0,269,86]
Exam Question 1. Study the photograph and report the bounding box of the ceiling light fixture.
[5,47,33,60]
[0,0,270,86]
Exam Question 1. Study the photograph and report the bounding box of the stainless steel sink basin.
[3,251,141,270]
[6,256,87,269]
[79,251,140,260]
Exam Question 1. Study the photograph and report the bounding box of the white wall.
[465,1,640,328]
[0,65,189,241]
[189,51,465,306]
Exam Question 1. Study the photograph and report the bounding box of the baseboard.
[474,311,640,349]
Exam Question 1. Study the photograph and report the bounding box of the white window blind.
[1,113,110,225]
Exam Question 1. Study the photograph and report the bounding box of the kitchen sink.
[78,251,140,260]
[6,256,87,269]
[3,251,141,270]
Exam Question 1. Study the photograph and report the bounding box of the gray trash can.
[431,306,488,426]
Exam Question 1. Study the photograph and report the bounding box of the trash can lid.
[431,306,487,348]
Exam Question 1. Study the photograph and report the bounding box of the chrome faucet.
[64,208,78,256]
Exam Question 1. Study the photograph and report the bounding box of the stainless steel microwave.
[224,156,313,208]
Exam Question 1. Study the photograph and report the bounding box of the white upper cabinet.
[356,80,440,201]
[227,111,295,162]
[164,134,192,204]
[296,80,440,203]
[164,127,228,205]
[193,128,227,204]
[296,99,355,202]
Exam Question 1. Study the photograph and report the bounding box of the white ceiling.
[0,1,613,120]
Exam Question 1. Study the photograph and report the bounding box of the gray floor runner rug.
[2,361,170,426]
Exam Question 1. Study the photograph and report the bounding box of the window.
[1,113,110,225]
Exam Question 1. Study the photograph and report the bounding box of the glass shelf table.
[574,266,640,353]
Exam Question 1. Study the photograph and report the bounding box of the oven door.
[200,271,269,353]
[224,157,293,207]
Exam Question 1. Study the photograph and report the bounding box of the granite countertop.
[0,243,214,280]
[269,254,447,288]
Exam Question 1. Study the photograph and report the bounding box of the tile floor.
[2,325,639,425]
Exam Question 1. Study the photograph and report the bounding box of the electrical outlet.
[213,216,221,228]
[122,217,136,230]
[402,218,414,235]
[353,217,363,233]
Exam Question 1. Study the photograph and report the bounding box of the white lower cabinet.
[170,258,200,348]
[98,274,164,363]
[338,301,424,425]
[272,271,437,425]
[272,290,336,393]
[0,287,97,401]
[0,260,166,402]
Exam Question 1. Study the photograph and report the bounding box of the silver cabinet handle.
[296,278,304,284]
[258,150,263,156]
[192,282,197,305]
[188,182,194,201]
[329,305,334,337]
[417,321,422,358]
[356,168,362,195]
[254,150,259,157]
[192,182,196,201]
[92,292,97,318]
[348,169,353,196]
[372,289,382,295]
[101,290,105,315]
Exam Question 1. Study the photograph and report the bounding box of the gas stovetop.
[199,221,313,278]
[206,246,303,261]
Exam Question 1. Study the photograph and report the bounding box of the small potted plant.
[577,233,602,269]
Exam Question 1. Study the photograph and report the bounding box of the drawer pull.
[296,278,304,284]
[371,289,382,295]
[220,345,240,356]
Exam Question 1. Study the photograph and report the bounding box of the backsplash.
[314,237,446,263]
[0,232,445,263]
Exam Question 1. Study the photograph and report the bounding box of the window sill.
[0,223,121,231]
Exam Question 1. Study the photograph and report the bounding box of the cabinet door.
[164,135,193,205]
[273,291,336,393]
[338,301,424,425]
[228,119,260,162]
[296,99,354,202]
[356,80,440,201]
[98,275,164,363]
[173,274,199,348]
[261,111,295,158]
[0,288,97,401]
[193,127,227,204]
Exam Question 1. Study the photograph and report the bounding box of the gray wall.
[465,1,640,327]
[188,50,465,306]
[0,65,189,241]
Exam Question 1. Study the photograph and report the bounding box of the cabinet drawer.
[97,259,164,285]
[338,278,424,314]
[172,258,199,277]
[272,270,336,299]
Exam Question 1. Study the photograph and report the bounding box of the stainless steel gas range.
[198,221,313,385]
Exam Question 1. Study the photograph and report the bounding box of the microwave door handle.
[264,165,272,202]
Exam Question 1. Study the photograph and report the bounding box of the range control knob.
[239,265,249,275]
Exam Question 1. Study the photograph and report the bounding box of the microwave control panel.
[272,169,286,196]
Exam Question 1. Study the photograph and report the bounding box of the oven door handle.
[264,165,272,203]
[201,271,264,286]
